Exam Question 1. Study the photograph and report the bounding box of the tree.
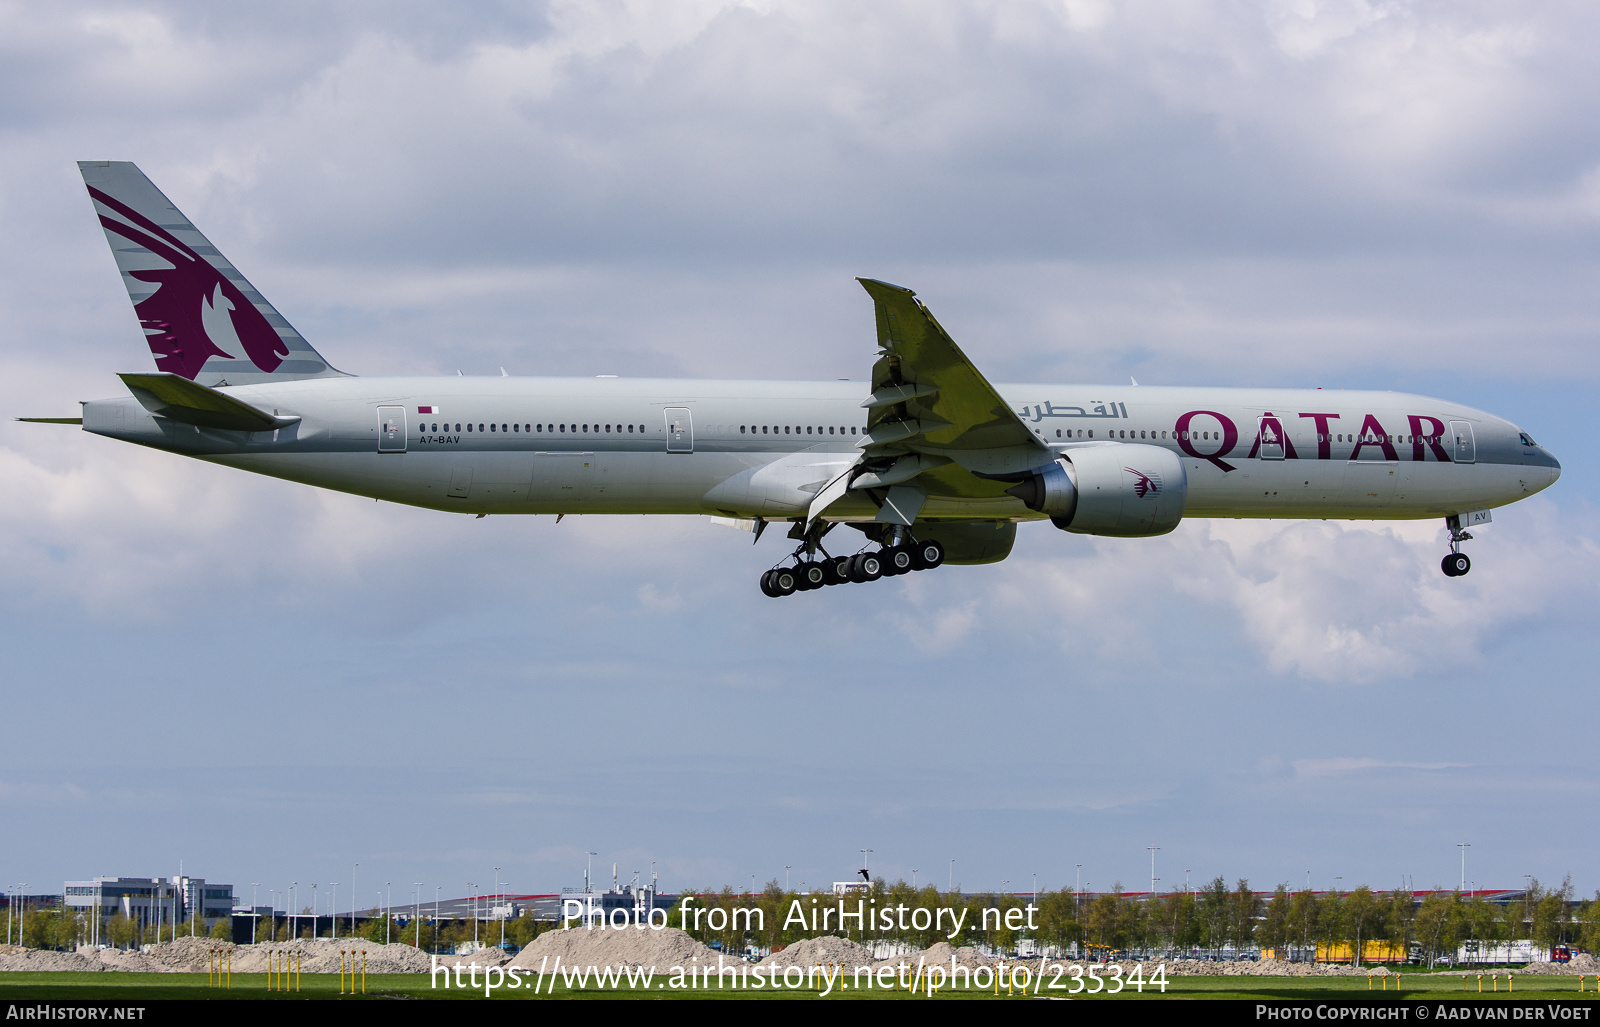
[1461,894,1499,964]
[1383,889,1415,965]
[1228,880,1261,956]
[1257,885,1291,957]
[1343,886,1382,967]
[1198,877,1230,957]
[106,913,138,949]
[1287,889,1319,961]
[1533,877,1573,954]
[1413,891,1459,968]
[1036,887,1081,957]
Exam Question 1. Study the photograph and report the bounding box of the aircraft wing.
[809,279,1051,526]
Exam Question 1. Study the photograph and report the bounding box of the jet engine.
[1005,443,1187,537]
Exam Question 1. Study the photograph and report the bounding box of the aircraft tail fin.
[78,161,346,386]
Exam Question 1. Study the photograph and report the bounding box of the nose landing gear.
[1441,514,1473,577]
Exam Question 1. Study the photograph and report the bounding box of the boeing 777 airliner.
[24,162,1561,597]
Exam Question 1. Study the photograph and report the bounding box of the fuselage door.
[1256,415,1285,460]
[1449,420,1476,464]
[665,407,694,453]
[378,405,406,453]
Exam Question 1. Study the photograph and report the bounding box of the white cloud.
[880,499,1597,685]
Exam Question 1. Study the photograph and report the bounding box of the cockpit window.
[1520,432,1537,447]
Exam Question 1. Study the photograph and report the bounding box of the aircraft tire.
[912,540,945,570]
[1442,553,1470,577]
[797,561,827,590]
[849,553,884,583]
[825,556,852,585]
[883,546,915,575]
[760,570,783,597]
[773,567,798,595]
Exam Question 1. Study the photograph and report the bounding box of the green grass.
[1,970,1596,1001]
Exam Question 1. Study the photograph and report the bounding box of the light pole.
[413,883,423,949]
[784,867,791,892]
[1148,847,1160,897]
[1458,844,1471,893]
[329,883,337,939]
[350,863,358,939]
[950,860,956,894]
[385,883,391,944]
[251,884,259,944]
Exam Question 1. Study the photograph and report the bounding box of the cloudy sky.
[3,0,1597,910]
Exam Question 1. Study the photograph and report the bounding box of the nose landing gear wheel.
[1442,552,1470,577]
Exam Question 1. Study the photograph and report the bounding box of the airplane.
[22,162,1561,597]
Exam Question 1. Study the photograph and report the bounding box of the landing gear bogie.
[759,534,946,596]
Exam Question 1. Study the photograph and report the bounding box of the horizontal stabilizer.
[16,417,83,424]
[119,372,298,432]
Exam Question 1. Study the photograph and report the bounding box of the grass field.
[2,970,1598,1001]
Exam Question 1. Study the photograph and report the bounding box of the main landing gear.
[1441,514,1472,577]
[759,526,945,598]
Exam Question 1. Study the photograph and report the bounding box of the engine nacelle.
[1007,443,1187,537]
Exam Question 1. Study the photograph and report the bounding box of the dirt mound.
[224,939,433,974]
[0,946,108,972]
[759,935,875,968]
[510,926,720,970]
[889,942,995,969]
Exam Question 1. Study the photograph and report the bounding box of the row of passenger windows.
[418,422,865,437]
[419,421,1446,446]
[1045,428,1445,444]
[422,423,648,434]
[741,426,859,435]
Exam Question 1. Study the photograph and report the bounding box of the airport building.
[62,876,234,931]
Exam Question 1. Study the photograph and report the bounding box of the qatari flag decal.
[418,406,438,414]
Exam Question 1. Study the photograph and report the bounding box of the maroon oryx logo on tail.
[1125,467,1162,499]
[88,186,287,380]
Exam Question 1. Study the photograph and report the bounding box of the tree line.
[5,876,1591,961]
[666,876,1596,964]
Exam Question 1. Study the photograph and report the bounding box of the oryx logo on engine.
[1125,467,1161,499]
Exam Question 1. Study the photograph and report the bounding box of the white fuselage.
[81,376,1560,523]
